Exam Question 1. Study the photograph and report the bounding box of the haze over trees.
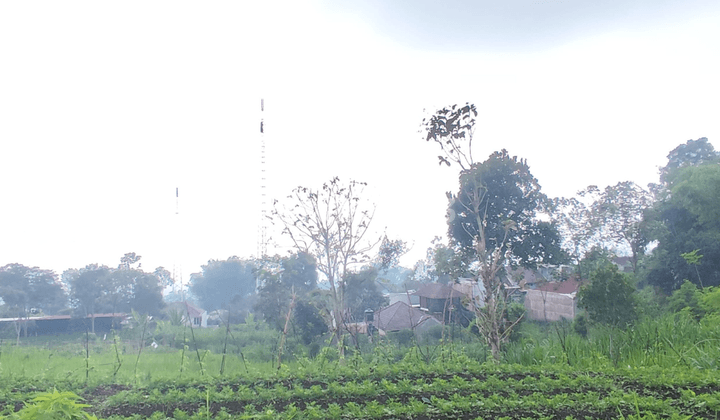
[254,252,327,344]
[0,264,66,317]
[0,108,719,373]
[63,253,166,333]
[189,256,256,314]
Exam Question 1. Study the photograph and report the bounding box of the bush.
[572,313,588,338]
[1,389,97,420]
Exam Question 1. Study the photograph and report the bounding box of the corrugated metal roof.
[413,283,465,299]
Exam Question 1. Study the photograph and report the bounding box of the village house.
[523,278,582,321]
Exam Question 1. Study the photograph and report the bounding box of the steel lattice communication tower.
[258,99,268,258]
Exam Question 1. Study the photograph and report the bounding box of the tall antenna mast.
[258,98,268,258]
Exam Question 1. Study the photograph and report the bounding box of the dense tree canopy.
[254,252,328,345]
[190,257,256,312]
[0,264,66,317]
[343,266,387,322]
[578,263,637,327]
[645,163,720,292]
[659,137,719,185]
[448,149,567,268]
[64,254,166,332]
[255,253,318,329]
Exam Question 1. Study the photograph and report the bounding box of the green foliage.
[572,312,588,338]
[659,137,719,185]
[375,236,408,271]
[292,300,327,345]
[645,150,720,292]
[254,253,328,345]
[255,253,318,328]
[634,286,665,320]
[505,302,526,342]
[64,255,165,321]
[579,264,637,327]
[576,246,615,280]
[0,264,67,317]
[700,286,720,314]
[342,267,388,321]
[1,389,97,420]
[583,181,653,274]
[448,150,567,268]
[668,280,702,316]
[190,257,256,312]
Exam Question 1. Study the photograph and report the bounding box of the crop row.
[91,370,720,419]
[3,358,720,419]
[100,388,717,420]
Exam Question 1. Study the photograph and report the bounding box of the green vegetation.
[2,113,720,418]
[1,336,720,419]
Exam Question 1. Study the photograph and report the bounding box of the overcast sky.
[1,1,718,285]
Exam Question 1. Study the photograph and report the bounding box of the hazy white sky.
[1,1,719,284]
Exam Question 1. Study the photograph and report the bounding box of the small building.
[165,301,208,328]
[413,283,466,315]
[524,278,582,321]
[0,313,128,336]
[385,292,420,307]
[374,301,441,333]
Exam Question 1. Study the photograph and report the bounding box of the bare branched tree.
[272,177,378,357]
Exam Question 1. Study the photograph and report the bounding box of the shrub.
[1,389,97,420]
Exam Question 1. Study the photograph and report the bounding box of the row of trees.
[188,249,391,347]
[0,253,167,333]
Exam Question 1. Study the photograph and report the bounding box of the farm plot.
[3,358,720,419]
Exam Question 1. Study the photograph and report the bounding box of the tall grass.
[504,311,720,369]
[4,311,720,389]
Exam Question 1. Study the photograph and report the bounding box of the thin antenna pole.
[258,98,268,259]
[173,187,183,299]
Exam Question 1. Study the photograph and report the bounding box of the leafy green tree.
[292,300,328,345]
[553,182,653,272]
[65,254,165,331]
[127,271,165,317]
[255,253,329,344]
[660,137,719,185]
[588,182,653,274]
[255,252,318,328]
[412,238,469,284]
[100,253,165,317]
[576,246,616,281]
[645,163,720,292]
[0,264,66,317]
[423,103,567,360]
[667,279,702,317]
[671,165,720,228]
[64,264,112,333]
[343,266,388,321]
[447,150,567,268]
[578,264,637,327]
[375,236,409,271]
[190,257,256,312]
